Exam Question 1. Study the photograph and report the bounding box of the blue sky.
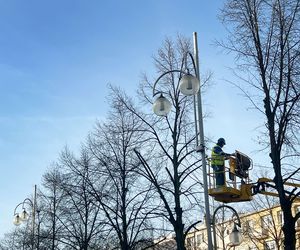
[0,0,271,237]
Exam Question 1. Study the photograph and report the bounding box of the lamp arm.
[13,202,24,215]
[153,51,198,97]
[152,69,186,97]
[153,90,170,98]
[182,51,198,76]
[229,207,241,228]
[22,198,34,208]
[212,205,241,227]
[14,198,34,215]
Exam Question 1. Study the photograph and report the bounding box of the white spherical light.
[179,74,200,96]
[13,214,22,226]
[229,224,242,246]
[19,209,29,221]
[153,94,172,116]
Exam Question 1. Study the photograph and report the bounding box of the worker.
[211,138,233,187]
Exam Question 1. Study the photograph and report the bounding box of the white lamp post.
[152,32,213,250]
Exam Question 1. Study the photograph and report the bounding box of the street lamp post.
[13,185,37,250]
[192,32,214,250]
[212,205,242,250]
[152,32,213,250]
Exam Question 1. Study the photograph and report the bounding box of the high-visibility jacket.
[211,145,225,166]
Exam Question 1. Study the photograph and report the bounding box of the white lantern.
[13,214,22,226]
[229,224,242,246]
[19,209,29,221]
[179,74,200,96]
[153,94,172,116]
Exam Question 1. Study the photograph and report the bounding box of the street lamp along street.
[152,32,213,250]
[13,185,37,249]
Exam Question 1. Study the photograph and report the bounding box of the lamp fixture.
[179,74,200,96]
[229,223,243,246]
[13,214,21,226]
[19,209,29,221]
[153,93,172,116]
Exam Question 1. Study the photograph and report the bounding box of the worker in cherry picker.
[211,138,233,187]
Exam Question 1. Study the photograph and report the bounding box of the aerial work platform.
[208,150,253,203]
[208,184,253,203]
[208,150,300,203]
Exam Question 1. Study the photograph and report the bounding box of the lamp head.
[19,209,29,221]
[153,93,172,116]
[13,214,22,226]
[229,223,242,246]
[179,74,200,96]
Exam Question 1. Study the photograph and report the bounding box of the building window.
[261,214,272,236]
[295,206,300,227]
[248,245,258,250]
[186,237,194,250]
[264,240,276,250]
[277,210,283,226]
[196,233,204,246]
[243,219,254,234]
[261,214,272,227]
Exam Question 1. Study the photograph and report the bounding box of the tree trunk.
[121,241,130,250]
[271,144,296,249]
[175,223,186,250]
[282,201,296,250]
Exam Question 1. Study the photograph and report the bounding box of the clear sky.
[0,0,270,237]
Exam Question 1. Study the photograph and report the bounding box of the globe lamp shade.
[20,209,29,221]
[229,224,242,246]
[179,74,200,96]
[13,214,22,226]
[153,94,172,116]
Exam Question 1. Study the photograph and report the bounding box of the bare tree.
[219,0,300,249]
[56,148,106,250]
[87,88,156,250]
[116,36,211,250]
[0,228,32,250]
[40,167,68,249]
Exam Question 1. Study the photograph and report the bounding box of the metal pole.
[32,184,37,250]
[37,210,40,250]
[193,32,213,250]
[212,217,218,250]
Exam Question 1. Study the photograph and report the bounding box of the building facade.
[166,203,300,250]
